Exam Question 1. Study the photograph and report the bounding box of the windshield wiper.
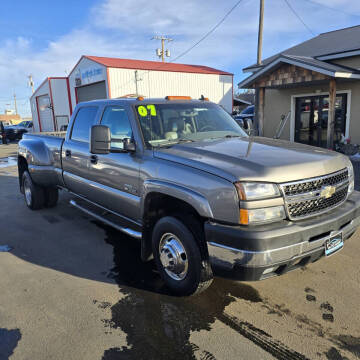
[154,138,195,148]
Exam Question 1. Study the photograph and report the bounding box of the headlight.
[240,206,286,225]
[347,163,354,194]
[235,182,280,200]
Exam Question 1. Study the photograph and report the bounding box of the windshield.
[135,102,247,147]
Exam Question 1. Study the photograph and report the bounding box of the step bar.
[69,200,142,240]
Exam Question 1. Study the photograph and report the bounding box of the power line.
[171,0,245,63]
[283,0,316,36]
[302,0,360,18]
[113,0,246,94]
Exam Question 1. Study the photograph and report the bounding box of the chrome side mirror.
[123,138,136,153]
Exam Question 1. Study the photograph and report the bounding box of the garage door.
[76,81,107,103]
[37,95,54,132]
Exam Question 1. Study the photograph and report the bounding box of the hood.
[154,137,348,183]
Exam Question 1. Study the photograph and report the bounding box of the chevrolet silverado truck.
[18,97,360,295]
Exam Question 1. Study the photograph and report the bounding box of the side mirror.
[123,138,136,152]
[90,125,111,154]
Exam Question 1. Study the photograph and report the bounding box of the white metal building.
[30,77,72,132]
[68,55,233,112]
[30,56,233,132]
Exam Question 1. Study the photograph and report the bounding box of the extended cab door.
[62,105,100,198]
[84,105,141,222]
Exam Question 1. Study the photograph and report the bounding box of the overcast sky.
[1,0,360,116]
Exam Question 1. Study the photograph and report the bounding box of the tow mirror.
[123,138,136,152]
[90,125,111,154]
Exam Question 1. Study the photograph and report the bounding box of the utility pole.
[255,0,265,136]
[257,0,265,65]
[14,93,18,115]
[28,75,34,93]
[152,35,173,62]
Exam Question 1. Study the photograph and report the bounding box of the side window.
[71,106,98,142]
[101,106,132,149]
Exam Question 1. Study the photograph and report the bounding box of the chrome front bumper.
[207,212,360,270]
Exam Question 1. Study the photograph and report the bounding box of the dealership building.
[30,55,233,132]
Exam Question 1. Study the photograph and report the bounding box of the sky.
[1,0,360,117]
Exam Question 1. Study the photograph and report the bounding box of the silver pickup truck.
[18,97,360,295]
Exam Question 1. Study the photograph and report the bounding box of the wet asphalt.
[0,143,360,360]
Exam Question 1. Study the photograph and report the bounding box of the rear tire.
[44,187,59,208]
[152,216,213,296]
[22,171,45,210]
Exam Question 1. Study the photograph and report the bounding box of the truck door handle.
[90,155,98,164]
[65,150,71,157]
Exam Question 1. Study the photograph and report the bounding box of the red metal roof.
[84,55,232,76]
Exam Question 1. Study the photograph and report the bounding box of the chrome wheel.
[24,179,32,206]
[159,233,188,281]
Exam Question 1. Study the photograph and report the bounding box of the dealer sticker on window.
[325,232,343,256]
[137,105,157,117]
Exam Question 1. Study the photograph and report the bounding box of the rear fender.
[18,138,62,187]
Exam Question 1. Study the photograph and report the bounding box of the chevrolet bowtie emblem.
[320,185,336,199]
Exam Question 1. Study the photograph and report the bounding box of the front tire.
[22,171,45,210]
[152,216,213,296]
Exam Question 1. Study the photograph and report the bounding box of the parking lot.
[1,143,360,360]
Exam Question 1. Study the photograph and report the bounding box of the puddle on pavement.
[94,222,308,360]
[0,157,17,168]
[0,328,21,359]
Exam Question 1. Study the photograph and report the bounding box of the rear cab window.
[70,106,98,142]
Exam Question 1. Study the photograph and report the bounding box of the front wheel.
[152,216,213,296]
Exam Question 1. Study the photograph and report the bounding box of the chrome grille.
[280,169,349,220]
[283,169,348,196]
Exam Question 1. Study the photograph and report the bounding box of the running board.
[69,200,142,239]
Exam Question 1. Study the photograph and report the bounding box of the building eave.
[238,56,357,88]
[316,49,360,61]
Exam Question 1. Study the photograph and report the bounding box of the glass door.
[295,94,347,148]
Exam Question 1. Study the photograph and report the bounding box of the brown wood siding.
[253,64,329,88]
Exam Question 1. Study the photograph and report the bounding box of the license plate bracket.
[325,232,343,256]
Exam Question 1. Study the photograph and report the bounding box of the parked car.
[5,120,33,141]
[17,97,360,296]
[234,105,254,134]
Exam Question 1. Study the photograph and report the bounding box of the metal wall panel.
[108,68,233,112]
[50,78,71,125]
[30,80,50,132]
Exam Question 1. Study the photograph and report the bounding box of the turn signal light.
[165,96,192,100]
[137,96,144,101]
[239,209,249,225]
